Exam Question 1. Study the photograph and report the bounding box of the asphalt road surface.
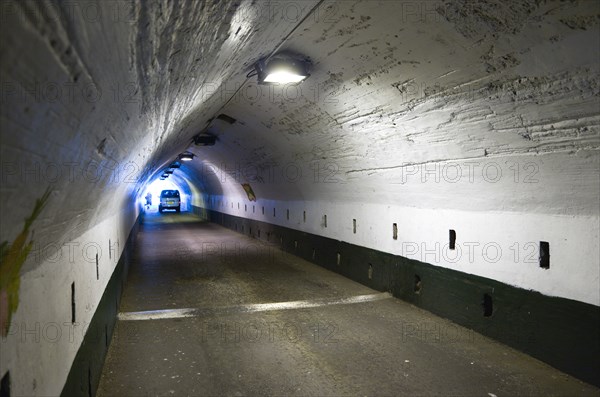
[97,213,600,396]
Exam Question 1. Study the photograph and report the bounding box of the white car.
[158,190,180,213]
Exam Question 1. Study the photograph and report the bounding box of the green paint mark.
[241,183,256,202]
[0,187,51,337]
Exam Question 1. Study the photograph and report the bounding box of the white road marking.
[118,308,198,321]
[118,292,392,321]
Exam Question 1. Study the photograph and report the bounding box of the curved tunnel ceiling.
[1,0,320,268]
[1,0,599,278]
[186,0,599,213]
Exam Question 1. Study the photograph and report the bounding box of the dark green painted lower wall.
[61,217,140,397]
[198,207,600,387]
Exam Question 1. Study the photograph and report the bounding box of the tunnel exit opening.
[139,178,192,214]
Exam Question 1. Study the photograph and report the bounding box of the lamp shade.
[180,152,194,161]
[256,57,310,85]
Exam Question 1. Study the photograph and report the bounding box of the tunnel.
[1,0,599,396]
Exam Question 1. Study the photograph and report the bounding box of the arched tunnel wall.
[0,0,598,395]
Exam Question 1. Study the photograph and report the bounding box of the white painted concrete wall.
[206,194,600,306]
[0,207,138,396]
[182,0,600,309]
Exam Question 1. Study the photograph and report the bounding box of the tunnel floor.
[97,213,599,396]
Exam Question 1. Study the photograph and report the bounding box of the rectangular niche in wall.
[539,241,550,269]
[483,293,493,317]
[449,229,456,250]
[71,282,76,323]
[353,219,357,234]
[393,223,398,240]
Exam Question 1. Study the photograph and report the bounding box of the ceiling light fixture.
[170,162,181,169]
[179,152,195,161]
[193,135,216,146]
[249,52,310,85]
[165,170,174,175]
